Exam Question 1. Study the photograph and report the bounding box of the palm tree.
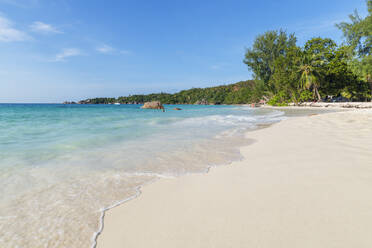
[299,56,322,101]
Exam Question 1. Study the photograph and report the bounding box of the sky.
[0,0,369,103]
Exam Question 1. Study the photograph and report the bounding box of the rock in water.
[141,101,165,111]
[194,99,209,105]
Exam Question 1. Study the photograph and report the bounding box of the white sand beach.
[97,110,372,248]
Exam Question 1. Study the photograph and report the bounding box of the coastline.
[90,112,279,248]
[97,109,372,248]
[1,104,288,248]
[262,102,372,109]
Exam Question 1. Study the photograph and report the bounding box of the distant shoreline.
[61,101,372,109]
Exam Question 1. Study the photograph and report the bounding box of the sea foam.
[0,104,286,248]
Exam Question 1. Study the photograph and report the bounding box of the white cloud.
[55,48,81,62]
[96,44,131,55]
[0,0,39,8]
[119,50,131,55]
[294,18,344,36]
[209,63,228,70]
[96,44,114,54]
[30,21,62,34]
[0,16,29,42]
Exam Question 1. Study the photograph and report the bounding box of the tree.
[304,38,337,64]
[337,0,372,92]
[298,38,338,101]
[270,46,303,103]
[299,60,322,101]
[323,46,360,97]
[243,30,297,92]
[336,0,371,57]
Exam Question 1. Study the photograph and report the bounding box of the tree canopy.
[243,30,297,92]
[242,1,372,105]
[78,81,261,105]
[337,0,372,83]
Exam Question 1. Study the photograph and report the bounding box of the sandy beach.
[97,109,372,248]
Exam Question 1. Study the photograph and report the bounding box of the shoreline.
[91,116,280,248]
[60,101,372,109]
[92,110,303,247]
[91,187,142,248]
[97,109,372,248]
[1,104,290,248]
[262,102,372,109]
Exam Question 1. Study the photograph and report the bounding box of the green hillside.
[78,80,263,105]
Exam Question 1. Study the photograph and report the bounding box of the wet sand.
[98,110,372,248]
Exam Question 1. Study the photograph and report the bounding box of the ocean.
[0,103,287,247]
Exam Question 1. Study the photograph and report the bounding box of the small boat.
[114,102,120,105]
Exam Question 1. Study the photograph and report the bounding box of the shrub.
[267,91,289,106]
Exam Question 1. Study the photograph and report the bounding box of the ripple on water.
[0,104,286,247]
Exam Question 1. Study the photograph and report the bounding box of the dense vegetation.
[243,0,371,105]
[78,80,262,105]
[76,1,371,106]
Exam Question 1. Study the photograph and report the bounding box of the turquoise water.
[0,104,285,248]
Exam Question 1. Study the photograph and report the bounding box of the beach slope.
[98,110,372,248]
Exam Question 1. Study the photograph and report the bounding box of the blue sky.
[0,0,368,103]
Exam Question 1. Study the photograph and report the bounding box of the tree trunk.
[291,91,298,105]
[315,88,322,102]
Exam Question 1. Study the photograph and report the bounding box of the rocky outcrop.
[78,99,91,104]
[141,101,165,110]
[194,99,209,105]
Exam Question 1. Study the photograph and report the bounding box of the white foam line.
[90,173,172,248]
[89,168,214,248]
[122,172,176,179]
[90,186,142,248]
[89,110,286,248]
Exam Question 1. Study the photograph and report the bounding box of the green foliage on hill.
[79,80,261,105]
